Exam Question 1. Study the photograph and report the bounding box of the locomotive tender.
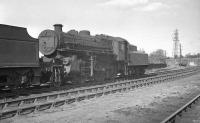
[0,24,40,88]
[39,24,148,84]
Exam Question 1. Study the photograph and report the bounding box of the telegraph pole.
[173,29,179,59]
[179,43,182,64]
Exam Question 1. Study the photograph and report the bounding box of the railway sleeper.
[99,87,104,91]
[58,92,69,98]
[0,103,6,110]
[36,102,52,111]
[86,89,93,93]
[116,88,122,92]
[48,94,58,100]
[23,98,36,105]
[36,96,48,103]
[87,94,96,99]
[78,90,85,94]
[69,91,78,96]
[104,91,111,95]
[66,98,76,104]
[18,106,36,115]
[77,96,86,102]
[6,101,21,108]
[111,89,117,94]
[96,92,103,97]
[0,110,18,120]
[53,100,65,107]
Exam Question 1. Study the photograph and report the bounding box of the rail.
[160,94,200,123]
[0,66,200,120]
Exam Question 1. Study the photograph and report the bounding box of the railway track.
[0,73,156,102]
[0,66,200,120]
[0,68,170,102]
[0,67,183,102]
[160,93,200,123]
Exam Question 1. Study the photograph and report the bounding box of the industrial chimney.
[53,24,63,32]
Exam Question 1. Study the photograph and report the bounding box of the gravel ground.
[2,73,200,123]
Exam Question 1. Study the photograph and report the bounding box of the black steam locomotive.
[0,24,148,88]
[39,24,148,84]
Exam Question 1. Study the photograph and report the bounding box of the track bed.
[2,68,200,123]
[0,66,200,122]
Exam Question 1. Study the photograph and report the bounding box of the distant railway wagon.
[0,24,40,88]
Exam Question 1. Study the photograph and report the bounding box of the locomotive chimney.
[53,24,63,32]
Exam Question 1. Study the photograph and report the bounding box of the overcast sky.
[1,0,200,56]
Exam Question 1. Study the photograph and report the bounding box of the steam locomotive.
[39,24,148,84]
[0,24,148,88]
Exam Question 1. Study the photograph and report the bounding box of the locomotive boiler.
[39,24,148,84]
